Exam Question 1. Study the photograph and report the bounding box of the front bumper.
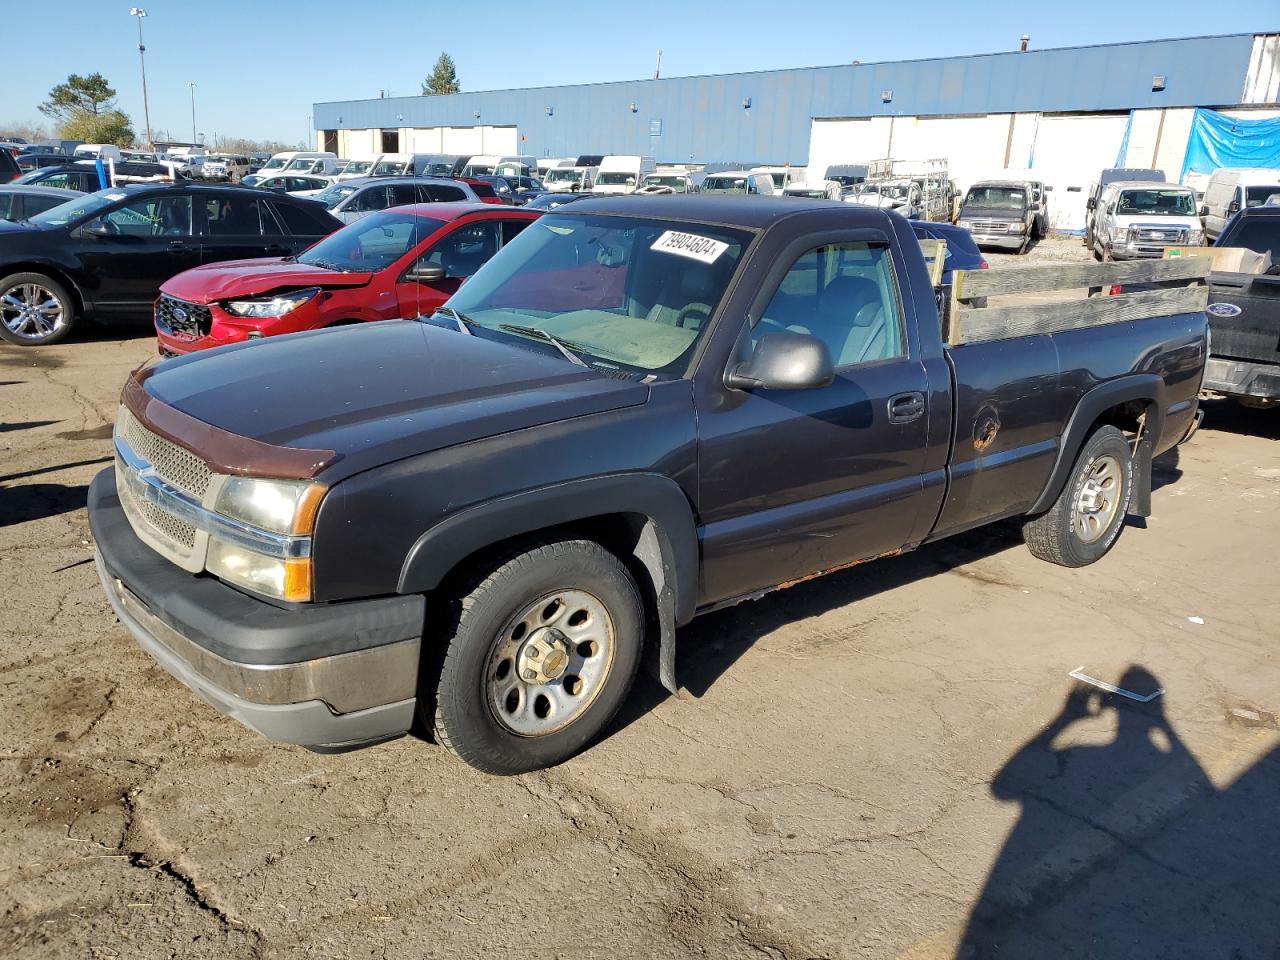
[972,234,1026,250]
[1110,241,1187,260]
[1202,358,1280,404]
[89,469,425,750]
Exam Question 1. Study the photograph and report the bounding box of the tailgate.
[1207,271,1280,365]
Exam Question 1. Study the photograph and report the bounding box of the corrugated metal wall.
[314,34,1262,164]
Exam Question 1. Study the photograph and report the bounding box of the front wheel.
[427,540,644,775]
[0,272,76,346]
[1023,425,1133,567]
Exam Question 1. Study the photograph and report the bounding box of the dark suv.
[0,183,341,345]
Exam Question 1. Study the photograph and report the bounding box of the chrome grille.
[155,295,212,338]
[1133,224,1188,244]
[968,220,1013,235]
[115,454,197,551]
[117,407,212,499]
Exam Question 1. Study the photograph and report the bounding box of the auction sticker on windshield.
[651,230,729,264]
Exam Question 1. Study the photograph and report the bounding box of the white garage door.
[1028,114,1130,233]
[440,125,518,156]
[807,118,891,181]
[888,115,1011,191]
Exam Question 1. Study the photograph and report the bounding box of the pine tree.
[422,53,460,96]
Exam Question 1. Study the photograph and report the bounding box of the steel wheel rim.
[0,282,66,342]
[1073,454,1122,544]
[485,588,616,737]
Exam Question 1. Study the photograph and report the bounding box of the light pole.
[187,82,197,145]
[129,8,153,149]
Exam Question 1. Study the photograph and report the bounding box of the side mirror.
[405,262,446,284]
[82,219,115,238]
[1228,200,1240,214]
[1199,205,1208,218]
[725,331,834,392]
[1086,197,1097,210]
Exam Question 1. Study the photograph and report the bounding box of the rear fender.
[1029,374,1163,515]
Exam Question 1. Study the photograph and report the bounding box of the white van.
[1091,182,1203,260]
[72,144,122,163]
[1202,168,1280,240]
[257,151,336,177]
[543,165,597,193]
[461,154,502,177]
[593,156,656,195]
[700,171,776,196]
[750,166,805,193]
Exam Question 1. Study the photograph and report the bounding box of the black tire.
[0,272,77,346]
[427,540,644,775]
[1023,425,1133,567]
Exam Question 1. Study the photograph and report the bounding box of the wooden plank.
[1162,245,1272,273]
[918,239,946,288]
[950,285,1209,346]
[953,256,1209,301]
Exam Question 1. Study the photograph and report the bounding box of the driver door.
[76,193,198,320]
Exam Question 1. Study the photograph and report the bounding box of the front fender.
[397,473,699,693]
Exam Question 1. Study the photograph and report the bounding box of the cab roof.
[549,194,892,230]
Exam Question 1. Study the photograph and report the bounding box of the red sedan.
[155,203,538,355]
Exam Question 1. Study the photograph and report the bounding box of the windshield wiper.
[498,324,589,367]
[302,258,344,272]
[433,306,476,336]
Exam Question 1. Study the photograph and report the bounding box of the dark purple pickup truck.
[89,196,1208,774]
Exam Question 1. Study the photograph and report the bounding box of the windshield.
[440,214,752,376]
[642,175,687,190]
[862,183,910,200]
[786,189,831,199]
[29,189,130,227]
[260,157,287,171]
[1116,189,1195,216]
[768,173,786,188]
[965,186,1026,209]
[296,210,444,272]
[372,160,409,176]
[1245,185,1280,207]
[343,161,372,175]
[284,158,318,171]
[702,176,747,194]
[464,164,496,176]
[545,168,583,184]
[596,172,637,186]
[315,183,359,207]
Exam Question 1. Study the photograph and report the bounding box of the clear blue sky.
[6,1,1277,145]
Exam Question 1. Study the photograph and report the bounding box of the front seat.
[645,266,715,330]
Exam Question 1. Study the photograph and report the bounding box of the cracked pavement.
[3,285,1279,959]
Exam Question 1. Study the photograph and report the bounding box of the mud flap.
[1132,434,1153,518]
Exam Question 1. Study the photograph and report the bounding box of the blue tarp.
[1181,109,1280,181]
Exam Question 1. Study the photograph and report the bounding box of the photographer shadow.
[957,666,1280,959]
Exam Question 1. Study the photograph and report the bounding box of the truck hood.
[959,207,1023,221]
[139,320,649,481]
[160,259,374,302]
[849,194,906,210]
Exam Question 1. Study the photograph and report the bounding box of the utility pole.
[654,49,662,80]
[188,82,197,144]
[130,8,153,148]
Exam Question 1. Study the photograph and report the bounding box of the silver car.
[312,176,480,223]
[0,185,86,221]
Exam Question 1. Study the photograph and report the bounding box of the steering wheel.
[674,302,713,330]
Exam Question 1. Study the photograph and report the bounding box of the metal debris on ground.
[1068,667,1165,703]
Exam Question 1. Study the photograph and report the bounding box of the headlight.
[206,477,325,601]
[214,476,324,535]
[1009,222,1027,234]
[1189,230,1204,245]
[207,540,313,602]
[224,287,320,318]
[1112,227,1129,243]
[957,220,975,230]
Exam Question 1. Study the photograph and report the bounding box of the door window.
[501,219,531,245]
[273,201,334,236]
[420,183,466,202]
[418,221,501,278]
[388,183,419,207]
[103,195,193,236]
[0,194,13,220]
[353,187,391,212]
[204,196,270,236]
[755,242,904,368]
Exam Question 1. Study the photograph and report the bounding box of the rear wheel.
[0,272,76,346]
[1023,425,1133,567]
[427,540,644,775]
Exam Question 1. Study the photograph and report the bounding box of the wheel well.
[0,263,86,317]
[1091,399,1153,439]
[324,317,365,328]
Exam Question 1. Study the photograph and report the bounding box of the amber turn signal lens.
[283,558,313,603]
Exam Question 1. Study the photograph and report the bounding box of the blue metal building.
[314,33,1279,165]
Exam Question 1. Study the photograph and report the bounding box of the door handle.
[168,240,189,250]
[888,391,926,424]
